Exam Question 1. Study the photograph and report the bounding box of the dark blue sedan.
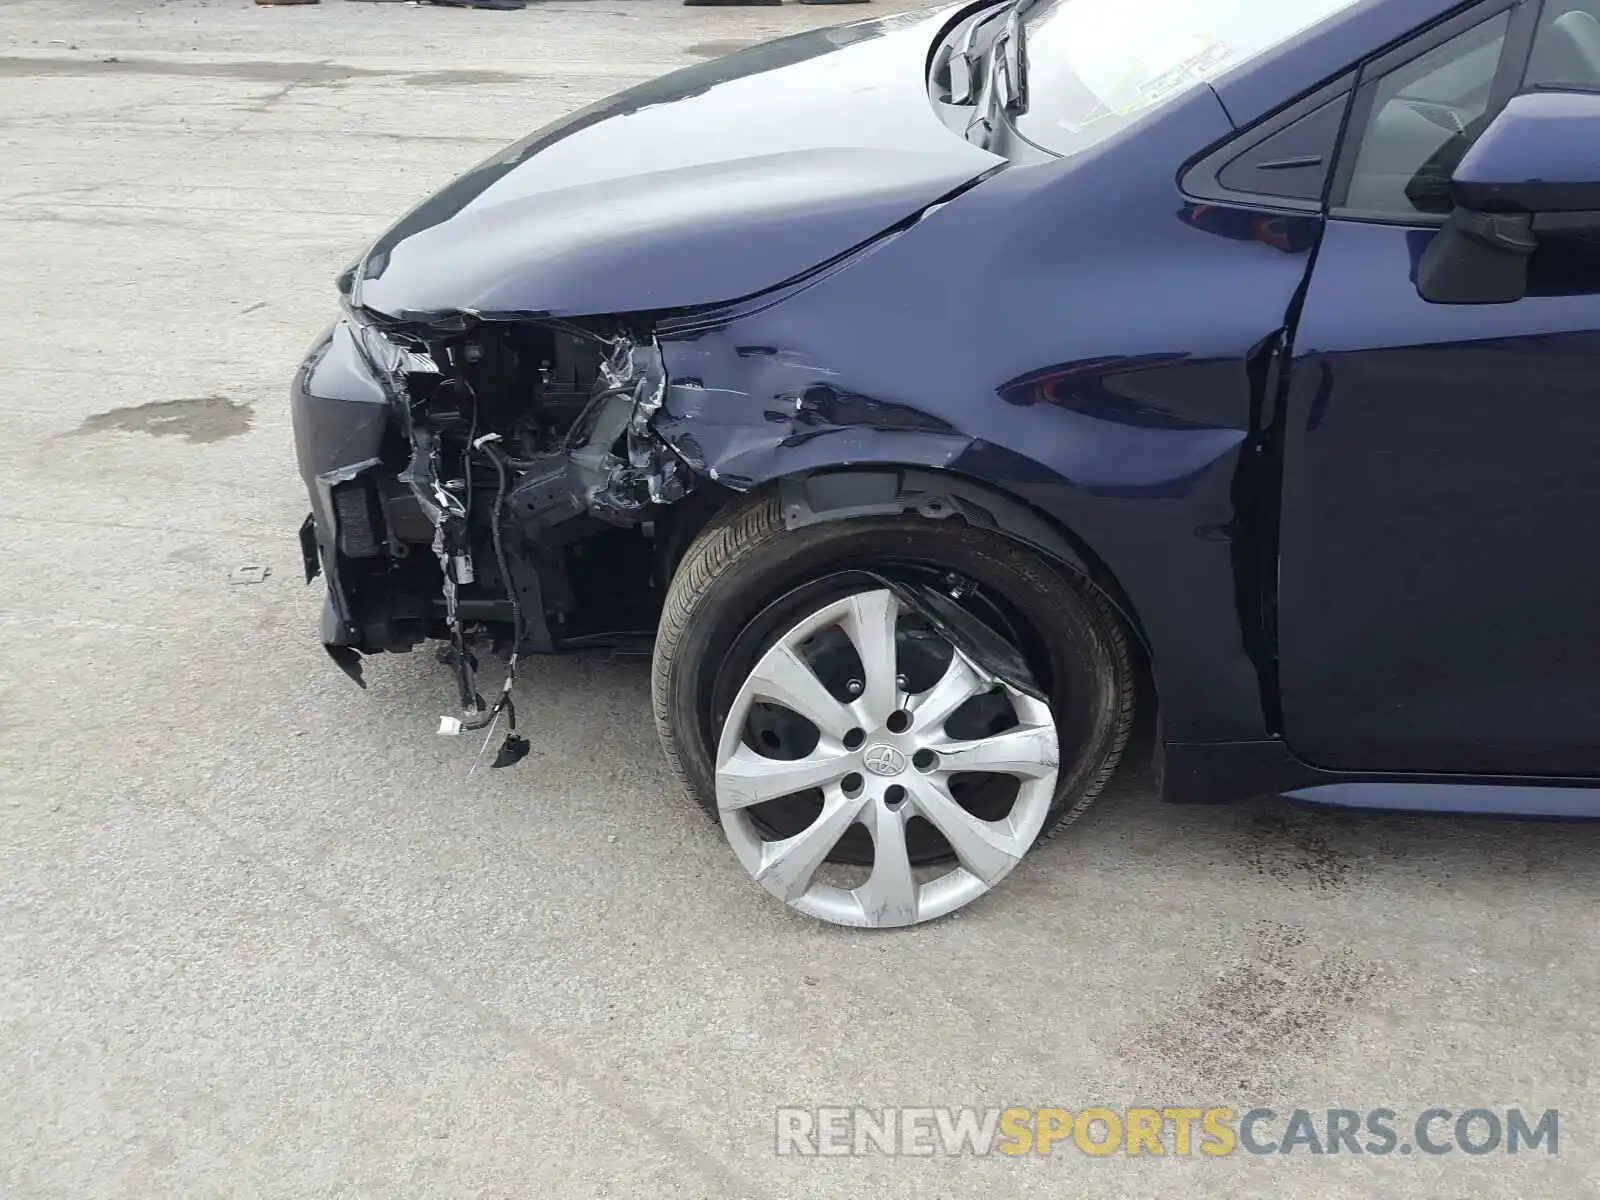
[291,0,1600,925]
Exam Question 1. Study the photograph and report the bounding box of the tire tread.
[652,496,788,817]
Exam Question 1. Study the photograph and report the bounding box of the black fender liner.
[773,468,1148,657]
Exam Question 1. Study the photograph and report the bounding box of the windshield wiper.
[963,0,1035,146]
[995,7,1027,115]
[940,7,1006,105]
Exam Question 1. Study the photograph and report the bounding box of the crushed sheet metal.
[585,335,695,517]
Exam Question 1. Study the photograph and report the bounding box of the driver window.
[1342,12,1511,217]
[1526,0,1600,90]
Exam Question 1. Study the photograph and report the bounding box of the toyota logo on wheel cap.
[863,744,907,777]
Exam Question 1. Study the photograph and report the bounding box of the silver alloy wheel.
[713,587,1059,927]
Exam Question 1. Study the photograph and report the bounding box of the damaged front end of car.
[293,307,706,765]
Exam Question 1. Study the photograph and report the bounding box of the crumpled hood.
[350,5,1001,320]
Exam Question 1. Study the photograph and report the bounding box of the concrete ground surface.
[0,0,1595,1196]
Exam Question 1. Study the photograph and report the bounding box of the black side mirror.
[1416,90,1600,304]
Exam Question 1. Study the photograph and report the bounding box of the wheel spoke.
[744,643,855,741]
[907,652,988,735]
[717,584,1064,926]
[934,724,1059,779]
[840,589,902,724]
[754,789,868,903]
[906,777,1025,884]
[854,805,919,926]
[717,744,854,811]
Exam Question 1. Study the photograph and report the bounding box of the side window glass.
[1525,0,1600,90]
[1179,79,1354,212]
[1525,1,1600,295]
[1216,94,1349,203]
[1342,13,1511,217]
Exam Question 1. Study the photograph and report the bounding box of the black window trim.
[1179,73,1358,213]
[1326,0,1541,226]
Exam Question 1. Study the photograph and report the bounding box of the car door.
[1279,0,1600,776]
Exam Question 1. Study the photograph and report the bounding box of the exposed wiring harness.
[460,431,531,771]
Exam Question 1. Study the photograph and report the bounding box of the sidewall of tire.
[651,495,1134,844]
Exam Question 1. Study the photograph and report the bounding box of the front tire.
[651,492,1135,926]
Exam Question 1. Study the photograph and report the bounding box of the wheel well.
[661,467,1156,688]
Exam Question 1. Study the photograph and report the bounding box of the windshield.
[1013,0,1362,155]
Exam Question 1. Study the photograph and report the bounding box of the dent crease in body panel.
[644,97,1285,745]
[647,332,1252,681]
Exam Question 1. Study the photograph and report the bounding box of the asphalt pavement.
[1,1,1597,1196]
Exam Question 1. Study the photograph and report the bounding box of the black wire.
[463,385,477,522]
[483,443,524,653]
[539,317,625,349]
[455,353,636,688]
[495,384,637,467]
